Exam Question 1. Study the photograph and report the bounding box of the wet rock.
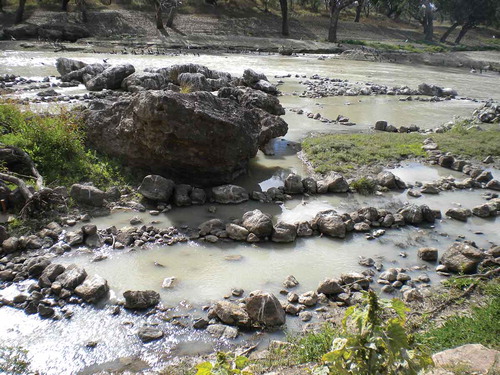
[298,291,318,306]
[399,205,423,225]
[75,275,109,304]
[486,180,500,191]
[472,204,493,218]
[2,237,19,254]
[322,173,349,193]
[271,222,297,243]
[299,311,313,322]
[354,222,370,232]
[161,277,176,289]
[445,208,472,222]
[284,174,304,194]
[211,185,249,204]
[213,301,250,327]
[0,270,15,281]
[70,184,105,207]
[25,256,51,277]
[302,177,317,194]
[438,155,455,168]
[421,183,440,194]
[65,231,83,247]
[173,184,192,206]
[56,57,87,76]
[199,219,225,236]
[358,256,375,267]
[56,265,87,290]
[242,210,273,238]
[379,269,398,282]
[418,83,444,97]
[418,247,438,261]
[317,278,343,295]
[440,242,485,274]
[138,326,164,343]
[340,272,370,289]
[226,223,249,241]
[38,264,65,287]
[296,222,313,237]
[38,304,55,318]
[374,121,387,131]
[246,291,286,327]
[283,275,299,289]
[123,290,160,310]
[476,171,493,183]
[206,324,238,339]
[377,171,406,190]
[313,210,346,238]
[138,175,175,202]
[85,64,135,91]
[193,318,209,329]
[191,188,206,205]
[402,288,424,303]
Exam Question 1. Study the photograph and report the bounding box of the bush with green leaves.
[0,103,129,188]
[0,346,32,374]
[195,352,252,375]
[314,291,433,375]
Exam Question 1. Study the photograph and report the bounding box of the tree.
[371,0,406,19]
[328,0,357,42]
[438,0,499,44]
[14,0,26,24]
[407,0,435,41]
[154,0,180,30]
[279,0,289,36]
[354,0,364,22]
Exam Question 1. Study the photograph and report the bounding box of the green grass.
[340,39,449,53]
[302,133,426,174]
[288,323,338,363]
[350,176,377,195]
[432,128,500,160]
[0,103,130,189]
[418,281,500,352]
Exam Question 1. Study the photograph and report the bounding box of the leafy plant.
[350,177,377,195]
[287,323,338,363]
[195,352,252,375]
[180,84,193,94]
[315,291,433,375]
[0,346,32,374]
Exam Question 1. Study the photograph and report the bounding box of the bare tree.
[155,0,180,30]
[279,0,289,36]
[328,0,357,42]
[15,0,26,24]
[354,0,364,22]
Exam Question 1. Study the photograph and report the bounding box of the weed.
[288,323,338,363]
[350,177,377,195]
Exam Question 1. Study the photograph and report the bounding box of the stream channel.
[0,50,499,374]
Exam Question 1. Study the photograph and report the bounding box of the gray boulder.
[317,278,343,295]
[56,264,87,290]
[61,63,107,83]
[284,174,304,194]
[121,72,168,92]
[271,222,297,243]
[418,83,444,97]
[418,247,438,261]
[245,291,286,327]
[70,184,105,207]
[177,72,211,91]
[213,301,251,327]
[446,208,472,222]
[211,185,249,204]
[377,171,406,190]
[218,87,285,116]
[74,275,109,303]
[138,175,175,202]
[440,242,484,274]
[56,57,87,76]
[242,210,273,238]
[137,326,164,343]
[313,210,346,238]
[85,64,135,91]
[173,184,192,206]
[399,205,423,225]
[123,290,160,309]
[226,223,249,241]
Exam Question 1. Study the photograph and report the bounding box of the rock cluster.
[473,101,500,123]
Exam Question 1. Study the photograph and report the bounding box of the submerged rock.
[123,290,160,309]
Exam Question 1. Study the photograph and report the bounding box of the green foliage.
[195,352,252,375]
[433,129,500,159]
[0,346,32,375]
[316,291,433,375]
[302,133,425,175]
[180,84,194,94]
[350,177,377,195]
[288,323,338,363]
[0,103,130,189]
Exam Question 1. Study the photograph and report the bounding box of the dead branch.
[0,171,33,201]
[0,145,44,189]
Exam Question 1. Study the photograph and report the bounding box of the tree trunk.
[423,1,433,42]
[76,0,88,22]
[0,0,4,13]
[440,22,459,43]
[155,1,164,30]
[455,23,471,44]
[62,0,70,11]
[279,0,289,36]
[328,4,341,43]
[354,0,364,22]
[15,0,26,24]
[166,6,176,27]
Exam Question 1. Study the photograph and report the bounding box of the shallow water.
[1,50,500,374]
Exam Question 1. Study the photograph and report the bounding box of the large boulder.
[418,83,444,97]
[55,264,87,290]
[70,184,105,207]
[440,242,484,274]
[61,63,107,83]
[121,72,169,92]
[313,210,346,238]
[218,87,285,116]
[85,64,135,91]
[211,185,249,204]
[242,210,273,238]
[245,291,286,327]
[399,204,423,225]
[138,175,175,202]
[213,301,251,327]
[84,90,287,186]
[56,57,87,76]
[271,222,297,243]
[377,171,406,190]
[74,275,109,304]
[123,290,160,309]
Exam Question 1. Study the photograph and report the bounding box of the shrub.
[288,323,338,363]
[350,177,377,195]
[0,346,32,374]
[195,352,251,375]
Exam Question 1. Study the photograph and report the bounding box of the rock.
[138,175,175,202]
[438,155,455,168]
[24,256,51,277]
[421,183,440,194]
[358,256,375,267]
[56,57,87,76]
[193,318,209,329]
[38,304,55,318]
[340,272,370,289]
[37,89,60,97]
[296,221,313,237]
[486,180,500,191]
[0,270,15,281]
[70,184,105,207]
[85,64,135,91]
[138,326,164,343]
[418,83,444,97]
[302,177,317,194]
[245,291,286,327]
[122,72,169,92]
[379,269,398,282]
[399,205,423,225]
[173,184,192,206]
[472,204,493,218]
[432,344,500,375]
[402,288,424,303]
[323,173,349,193]
[56,264,87,290]
[213,301,250,327]
[74,275,109,304]
[271,222,297,243]
[123,290,160,309]
[299,311,313,322]
[84,90,287,186]
[178,72,211,91]
[374,120,387,131]
[226,223,249,241]
[283,275,299,288]
[284,174,304,194]
[445,208,472,221]
[199,219,225,236]
[377,171,406,190]
[211,185,249,204]
[161,277,176,288]
[242,210,273,238]
[440,242,485,274]
[38,264,65,287]
[313,210,346,238]
[476,171,493,183]
[298,291,318,306]
[418,247,438,261]
[62,63,107,83]
[317,278,343,295]
[219,87,285,116]
[206,324,238,339]
[354,222,370,232]
[65,231,83,247]
[191,188,206,205]
[483,155,494,164]
[2,237,19,254]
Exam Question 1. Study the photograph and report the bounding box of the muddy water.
[1,50,500,374]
